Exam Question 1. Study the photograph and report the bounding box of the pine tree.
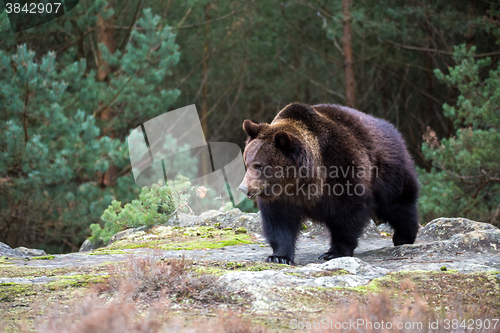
[0,7,184,252]
[419,45,500,226]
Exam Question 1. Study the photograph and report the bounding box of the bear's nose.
[238,185,248,196]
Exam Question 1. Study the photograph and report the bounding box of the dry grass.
[96,253,246,306]
[26,285,163,333]
[24,285,263,333]
[310,279,500,333]
[20,254,261,333]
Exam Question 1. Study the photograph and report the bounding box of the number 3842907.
[5,2,62,14]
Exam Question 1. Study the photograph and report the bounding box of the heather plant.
[98,255,238,306]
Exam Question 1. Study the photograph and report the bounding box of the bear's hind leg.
[259,200,303,265]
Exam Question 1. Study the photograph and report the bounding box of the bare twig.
[93,77,132,118]
[383,39,500,58]
[278,56,345,101]
[177,9,237,30]
[176,6,193,28]
[22,83,30,145]
[118,0,142,51]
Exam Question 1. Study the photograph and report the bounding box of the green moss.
[53,274,109,287]
[222,261,288,271]
[193,266,227,276]
[0,283,37,302]
[287,269,350,278]
[0,274,109,297]
[161,236,252,250]
[105,226,255,251]
[0,262,110,279]
[0,257,13,266]
[225,262,246,269]
[0,271,110,332]
[234,227,247,234]
[193,260,289,276]
[349,276,386,294]
[30,255,55,260]
[88,249,127,255]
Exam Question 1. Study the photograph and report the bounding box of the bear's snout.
[238,179,254,199]
[238,185,248,196]
[239,177,261,199]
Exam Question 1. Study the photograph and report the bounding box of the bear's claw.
[266,255,293,265]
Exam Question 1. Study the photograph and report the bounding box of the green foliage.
[222,195,257,213]
[2,0,500,251]
[89,177,197,245]
[97,8,181,134]
[419,45,500,225]
[0,6,182,252]
[234,197,258,213]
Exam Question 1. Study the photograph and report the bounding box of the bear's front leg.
[319,209,370,260]
[258,200,303,265]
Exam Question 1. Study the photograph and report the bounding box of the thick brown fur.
[240,103,420,264]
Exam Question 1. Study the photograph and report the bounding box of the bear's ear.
[274,131,294,152]
[243,119,263,139]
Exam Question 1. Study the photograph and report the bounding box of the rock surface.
[108,226,146,244]
[79,239,100,252]
[361,217,500,259]
[0,242,47,258]
[360,219,381,238]
[5,216,500,289]
[377,222,393,233]
[175,209,262,233]
[68,214,499,275]
[2,215,500,328]
[2,217,500,333]
[79,209,381,252]
[418,217,499,241]
[223,257,388,291]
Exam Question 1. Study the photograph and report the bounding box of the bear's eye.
[253,164,263,170]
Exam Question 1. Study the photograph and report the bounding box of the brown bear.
[239,103,420,264]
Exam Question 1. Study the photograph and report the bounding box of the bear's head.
[239,119,315,201]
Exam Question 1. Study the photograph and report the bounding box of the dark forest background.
[1,0,499,253]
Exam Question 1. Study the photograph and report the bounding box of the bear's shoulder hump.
[275,102,318,122]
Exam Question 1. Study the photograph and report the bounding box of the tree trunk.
[342,0,356,108]
[201,3,211,177]
[466,0,475,51]
[96,7,116,82]
[491,204,500,228]
[96,5,118,187]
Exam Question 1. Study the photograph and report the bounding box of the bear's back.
[273,103,412,169]
[313,104,408,155]
[313,104,392,136]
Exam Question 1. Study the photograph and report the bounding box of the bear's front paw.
[392,232,416,246]
[318,251,349,261]
[266,255,293,265]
